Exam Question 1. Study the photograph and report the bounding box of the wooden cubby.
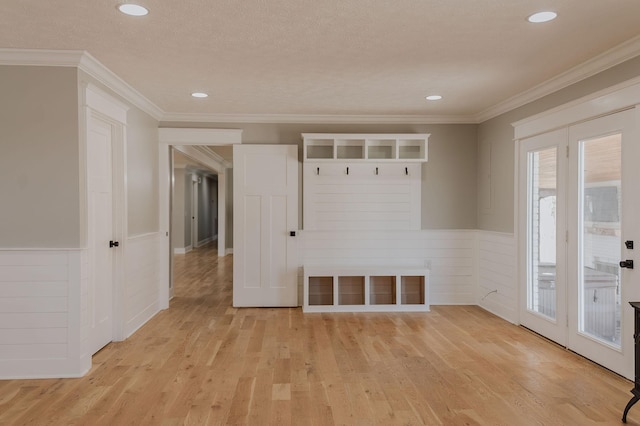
[338,276,365,305]
[308,276,334,306]
[401,276,425,305]
[370,276,396,305]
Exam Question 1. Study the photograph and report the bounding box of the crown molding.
[195,146,232,169]
[0,48,85,66]
[0,48,163,121]
[160,112,477,125]
[78,52,163,121]
[476,35,640,123]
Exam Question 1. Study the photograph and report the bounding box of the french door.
[520,109,639,379]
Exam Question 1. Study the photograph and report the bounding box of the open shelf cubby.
[370,276,396,305]
[338,276,365,305]
[401,276,425,305]
[336,139,365,159]
[398,140,426,160]
[308,276,334,306]
[367,139,396,160]
[305,139,334,159]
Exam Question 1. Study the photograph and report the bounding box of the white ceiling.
[1,1,640,122]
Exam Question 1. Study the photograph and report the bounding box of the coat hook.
[346,167,349,175]
[316,167,320,175]
[405,167,408,175]
[375,167,378,175]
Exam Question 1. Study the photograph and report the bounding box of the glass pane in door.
[579,134,621,347]
[528,147,557,319]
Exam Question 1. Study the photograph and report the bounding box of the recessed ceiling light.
[527,11,557,23]
[191,92,209,98]
[117,3,149,16]
[426,95,442,101]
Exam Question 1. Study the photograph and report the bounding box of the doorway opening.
[158,128,242,310]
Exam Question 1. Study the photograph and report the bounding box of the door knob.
[620,260,634,269]
[290,231,296,237]
[109,240,120,248]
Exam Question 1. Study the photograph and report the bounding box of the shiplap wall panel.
[300,230,476,305]
[0,250,89,378]
[0,282,67,297]
[0,313,67,328]
[123,232,161,338]
[0,344,67,359]
[304,163,421,231]
[0,328,67,344]
[477,232,517,323]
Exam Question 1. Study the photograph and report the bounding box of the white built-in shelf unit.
[303,133,429,162]
[301,133,431,313]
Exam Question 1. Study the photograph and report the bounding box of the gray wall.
[184,173,193,247]
[125,107,159,236]
[226,168,233,250]
[477,55,640,233]
[0,66,80,248]
[160,122,479,230]
[197,174,217,243]
[172,167,186,249]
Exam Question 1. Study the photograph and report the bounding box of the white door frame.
[513,77,640,379]
[82,83,128,343]
[191,176,199,248]
[158,128,242,309]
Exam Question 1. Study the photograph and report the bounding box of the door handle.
[620,260,634,269]
[289,231,296,237]
[109,240,119,248]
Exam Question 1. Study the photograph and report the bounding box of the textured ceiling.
[1,0,640,120]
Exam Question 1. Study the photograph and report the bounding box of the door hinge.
[566,314,569,327]
[566,146,569,158]
[566,230,568,243]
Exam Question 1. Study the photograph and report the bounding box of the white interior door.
[567,109,639,379]
[87,117,115,355]
[233,145,298,307]
[519,128,568,344]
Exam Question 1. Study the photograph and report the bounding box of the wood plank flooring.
[0,243,637,425]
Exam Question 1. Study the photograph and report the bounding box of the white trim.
[78,52,163,120]
[477,35,640,123]
[0,48,85,66]
[225,248,234,255]
[0,49,163,120]
[160,112,476,125]
[84,83,129,124]
[175,145,228,173]
[196,236,213,247]
[512,76,640,139]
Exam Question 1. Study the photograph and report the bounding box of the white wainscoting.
[476,231,517,324]
[0,249,91,379]
[123,232,161,338]
[299,230,476,305]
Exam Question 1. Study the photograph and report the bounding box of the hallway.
[0,244,636,424]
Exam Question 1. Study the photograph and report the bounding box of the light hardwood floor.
[0,243,637,425]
